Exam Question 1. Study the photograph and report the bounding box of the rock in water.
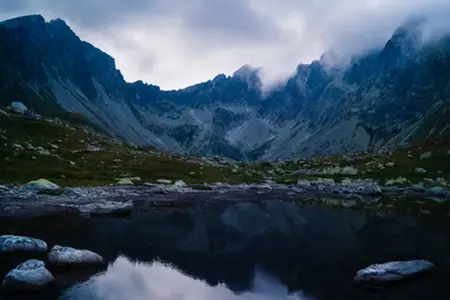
[1,259,54,290]
[7,102,28,114]
[0,235,48,253]
[48,245,104,266]
[24,179,60,190]
[354,260,435,285]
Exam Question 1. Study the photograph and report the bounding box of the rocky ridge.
[0,15,449,160]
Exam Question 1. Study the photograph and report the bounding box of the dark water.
[1,200,450,299]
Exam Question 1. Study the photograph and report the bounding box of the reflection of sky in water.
[61,256,312,300]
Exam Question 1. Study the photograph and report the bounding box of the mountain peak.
[1,14,46,28]
[232,65,262,90]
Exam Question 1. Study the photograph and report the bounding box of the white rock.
[129,177,141,182]
[37,148,51,155]
[48,245,103,266]
[0,235,47,253]
[420,151,433,160]
[315,178,335,185]
[0,109,7,116]
[1,259,54,290]
[0,185,9,191]
[24,179,60,190]
[342,166,358,175]
[385,177,409,186]
[49,144,59,150]
[188,172,195,175]
[117,178,134,185]
[12,143,23,150]
[385,162,395,167]
[415,168,427,174]
[354,260,435,284]
[296,179,311,186]
[7,102,28,114]
[258,184,272,190]
[157,179,172,184]
[174,180,186,187]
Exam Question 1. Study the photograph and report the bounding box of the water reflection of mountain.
[1,200,450,299]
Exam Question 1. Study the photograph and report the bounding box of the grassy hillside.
[0,109,262,186]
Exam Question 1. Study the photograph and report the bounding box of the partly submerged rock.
[0,235,48,253]
[48,245,104,267]
[354,260,435,285]
[24,179,60,191]
[1,259,54,290]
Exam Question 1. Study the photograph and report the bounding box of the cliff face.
[1,15,449,160]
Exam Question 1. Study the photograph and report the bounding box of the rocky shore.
[0,179,449,219]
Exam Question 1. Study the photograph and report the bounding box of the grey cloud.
[1,0,450,89]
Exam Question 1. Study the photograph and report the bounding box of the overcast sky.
[0,0,449,90]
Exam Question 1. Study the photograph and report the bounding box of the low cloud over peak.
[0,0,450,90]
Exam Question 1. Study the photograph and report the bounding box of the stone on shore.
[48,245,104,266]
[0,235,48,253]
[1,259,54,290]
[24,179,60,191]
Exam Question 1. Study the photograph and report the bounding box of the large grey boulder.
[0,235,48,253]
[1,259,54,290]
[48,245,104,266]
[7,102,28,114]
[354,260,435,284]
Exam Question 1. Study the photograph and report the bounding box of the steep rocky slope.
[1,15,449,161]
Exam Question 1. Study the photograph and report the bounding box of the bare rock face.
[0,235,48,253]
[1,259,54,290]
[47,245,104,267]
[354,260,435,285]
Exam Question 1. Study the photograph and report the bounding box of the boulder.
[174,180,186,187]
[47,245,104,266]
[7,102,28,114]
[1,260,54,290]
[415,168,427,174]
[24,179,60,191]
[296,180,311,187]
[354,260,435,285]
[117,178,134,185]
[157,179,172,184]
[0,235,48,253]
[420,151,433,160]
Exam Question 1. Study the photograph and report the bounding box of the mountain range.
[1,15,449,161]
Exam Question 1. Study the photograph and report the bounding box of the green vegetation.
[0,109,449,190]
[0,112,263,186]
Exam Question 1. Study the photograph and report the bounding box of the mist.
[61,256,311,300]
[1,0,450,89]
